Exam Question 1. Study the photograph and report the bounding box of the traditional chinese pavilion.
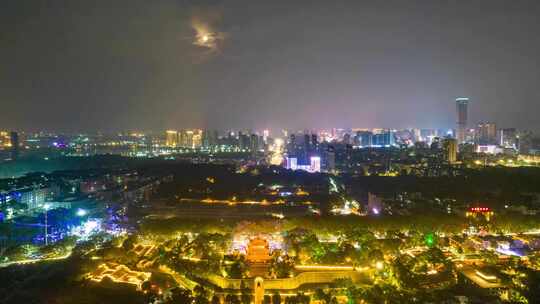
[246,237,271,263]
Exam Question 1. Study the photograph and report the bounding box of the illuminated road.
[158,265,198,290]
[0,251,72,268]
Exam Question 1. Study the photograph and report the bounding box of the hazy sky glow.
[1,0,540,133]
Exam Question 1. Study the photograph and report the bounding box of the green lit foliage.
[225,294,241,304]
[268,251,295,278]
[424,232,436,247]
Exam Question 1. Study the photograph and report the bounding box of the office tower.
[250,134,259,152]
[456,97,469,144]
[517,131,534,154]
[288,134,296,152]
[165,130,178,147]
[202,130,209,147]
[0,131,9,148]
[213,130,219,146]
[286,157,297,170]
[324,146,336,172]
[222,131,232,147]
[9,131,19,160]
[413,129,422,142]
[311,134,318,147]
[357,131,373,147]
[430,137,442,150]
[343,133,351,145]
[183,130,194,148]
[202,129,214,148]
[192,130,202,148]
[263,129,270,143]
[499,128,517,148]
[372,130,395,147]
[443,138,457,164]
[310,156,321,173]
[477,122,497,145]
[303,133,311,151]
[238,132,248,150]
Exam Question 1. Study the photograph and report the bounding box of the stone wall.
[207,271,370,290]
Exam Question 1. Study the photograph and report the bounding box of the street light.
[76,208,87,217]
[43,203,51,246]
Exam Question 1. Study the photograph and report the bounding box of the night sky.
[1,0,540,133]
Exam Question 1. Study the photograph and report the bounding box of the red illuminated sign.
[470,207,490,212]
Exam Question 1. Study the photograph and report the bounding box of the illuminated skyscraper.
[372,130,395,147]
[443,138,457,164]
[455,97,469,144]
[183,130,194,148]
[310,156,321,173]
[0,131,10,148]
[165,130,178,147]
[286,157,297,170]
[263,129,269,143]
[357,131,373,147]
[192,129,202,148]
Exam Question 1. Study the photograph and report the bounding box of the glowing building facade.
[165,130,178,147]
[443,138,457,164]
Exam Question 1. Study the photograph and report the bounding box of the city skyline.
[2,0,540,132]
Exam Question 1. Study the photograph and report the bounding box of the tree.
[229,257,248,279]
[122,235,137,251]
[2,245,27,261]
[194,285,210,304]
[314,289,332,304]
[211,295,221,304]
[482,250,499,265]
[240,281,251,304]
[269,252,295,278]
[296,293,310,304]
[168,287,194,304]
[368,249,384,263]
[284,296,298,304]
[225,294,240,304]
[521,269,540,303]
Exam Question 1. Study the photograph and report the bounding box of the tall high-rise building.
[183,130,194,148]
[202,130,213,147]
[357,131,373,147]
[303,133,311,151]
[476,122,497,145]
[165,130,178,147]
[10,131,19,160]
[309,156,321,173]
[443,138,457,164]
[263,129,270,143]
[250,134,259,152]
[456,97,469,144]
[192,129,202,148]
[311,134,318,147]
[372,130,395,147]
[0,131,11,149]
[499,128,517,148]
